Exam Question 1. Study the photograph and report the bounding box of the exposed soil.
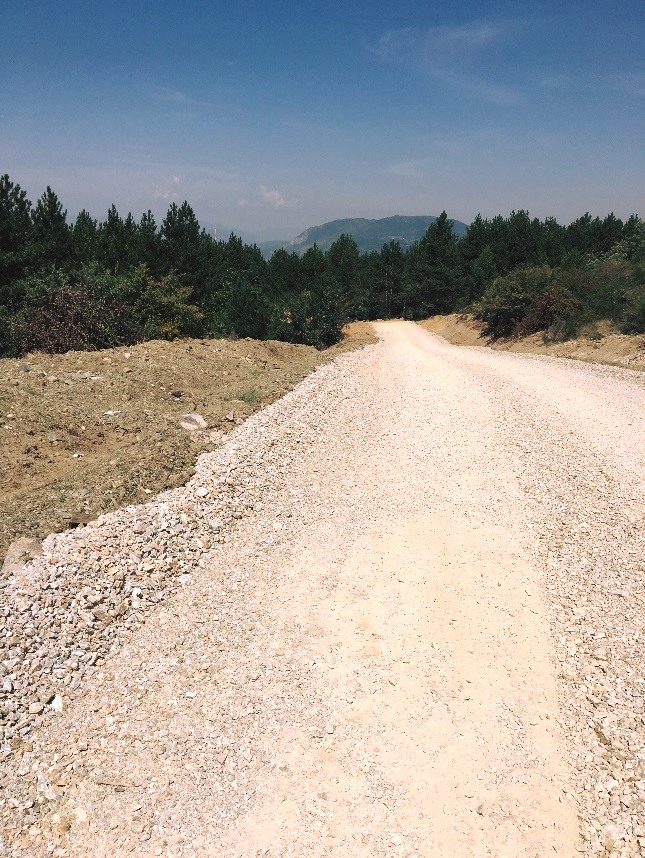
[0,324,375,561]
[418,314,645,371]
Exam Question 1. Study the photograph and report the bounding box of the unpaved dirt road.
[3,321,644,857]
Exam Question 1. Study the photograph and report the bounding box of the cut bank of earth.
[419,314,645,371]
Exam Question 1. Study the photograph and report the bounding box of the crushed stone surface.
[0,320,643,857]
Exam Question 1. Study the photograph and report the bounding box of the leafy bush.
[475,255,645,341]
[476,266,553,339]
[513,285,582,340]
[0,306,16,356]
[9,282,139,354]
[5,265,204,355]
[131,270,204,340]
[267,271,346,349]
[567,260,630,322]
[606,220,645,263]
[219,274,270,340]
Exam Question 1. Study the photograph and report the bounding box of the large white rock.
[1,537,43,580]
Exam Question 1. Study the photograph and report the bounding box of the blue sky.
[1,0,643,240]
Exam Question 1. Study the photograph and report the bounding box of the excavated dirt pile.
[0,325,375,562]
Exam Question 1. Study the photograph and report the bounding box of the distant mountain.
[258,215,469,258]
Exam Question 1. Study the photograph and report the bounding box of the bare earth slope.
[0,324,374,560]
[1,322,644,856]
[419,314,645,372]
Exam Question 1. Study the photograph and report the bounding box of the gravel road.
[1,321,644,857]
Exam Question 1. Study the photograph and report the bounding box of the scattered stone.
[49,695,64,713]
[179,413,208,432]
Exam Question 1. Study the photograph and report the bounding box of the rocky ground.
[0,321,643,856]
[0,324,375,561]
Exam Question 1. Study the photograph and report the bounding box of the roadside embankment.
[0,323,375,562]
[419,314,645,371]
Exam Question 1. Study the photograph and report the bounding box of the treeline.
[1,173,643,357]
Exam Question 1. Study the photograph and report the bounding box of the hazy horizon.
[2,0,643,239]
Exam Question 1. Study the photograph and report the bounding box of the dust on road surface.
[3,321,644,857]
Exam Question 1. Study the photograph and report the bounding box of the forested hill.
[259,215,469,257]
[0,173,643,359]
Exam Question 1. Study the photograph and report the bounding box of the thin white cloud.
[260,186,298,209]
[434,23,498,47]
[154,87,212,109]
[386,159,432,180]
[153,187,173,201]
[172,175,181,184]
[542,71,645,97]
[236,198,249,207]
[152,179,181,201]
[370,23,521,105]
[431,68,519,105]
[156,87,191,105]
[374,23,499,62]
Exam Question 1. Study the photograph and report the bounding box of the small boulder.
[1,537,43,580]
[179,412,208,432]
[49,694,64,713]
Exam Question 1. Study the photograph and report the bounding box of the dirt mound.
[0,324,374,560]
[419,314,645,370]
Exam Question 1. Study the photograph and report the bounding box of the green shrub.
[568,260,630,322]
[514,286,582,340]
[476,266,553,339]
[0,306,16,356]
[622,268,645,333]
[9,283,139,353]
[131,269,204,340]
[240,388,260,404]
[5,265,204,355]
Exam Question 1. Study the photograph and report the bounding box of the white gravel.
[0,321,643,857]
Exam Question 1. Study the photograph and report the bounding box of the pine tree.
[137,210,160,272]
[32,186,71,268]
[327,233,364,318]
[402,212,464,317]
[97,204,126,272]
[470,247,497,300]
[266,248,302,297]
[377,241,405,318]
[160,202,204,278]
[72,210,98,267]
[0,174,34,292]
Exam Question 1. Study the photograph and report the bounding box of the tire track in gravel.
[3,321,644,857]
